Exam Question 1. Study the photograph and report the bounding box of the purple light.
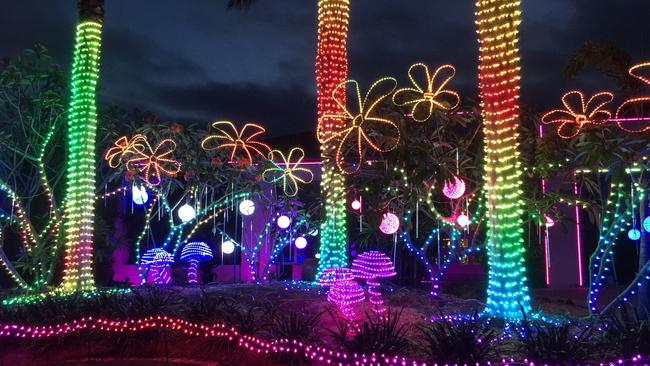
[318,267,364,322]
[442,176,466,199]
[351,251,396,314]
[141,248,174,285]
[180,242,213,284]
[379,212,400,235]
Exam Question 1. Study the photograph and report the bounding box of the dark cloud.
[1,0,650,137]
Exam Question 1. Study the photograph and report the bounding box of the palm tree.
[475,0,531,319]
[229,0,351,276]
[58,0,104,292]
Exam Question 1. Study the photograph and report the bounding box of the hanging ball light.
[351,199,362,211]
[132,185,149,205]
[379,212,400,235]
[628,228,641,241]
[544,215,555,228]
[442,176,466,199]
[277,215,291,229]
[643,216,650,232]
[239,199,255,216]
[294,236,308,249]
[222,240,235,254]
[178,203,196,223]
[456,214,470,227]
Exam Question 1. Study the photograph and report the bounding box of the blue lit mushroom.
[180,241,213,284]
[141,248,174,285]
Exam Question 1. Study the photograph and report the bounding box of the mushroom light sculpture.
[180,241,213,284]
[351,251,396,314]
[142,248,175,285]
[318,268,365,322]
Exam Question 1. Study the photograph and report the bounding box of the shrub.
[419,316,497,363]
[599,305,650,357]
[332,308,411,356]
[517,317,595,364]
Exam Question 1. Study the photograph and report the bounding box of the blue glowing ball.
[628,228,641,241]
[643,216,650,232]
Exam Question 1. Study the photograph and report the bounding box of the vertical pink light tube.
[573,173,584,287]
[539,125,551,286]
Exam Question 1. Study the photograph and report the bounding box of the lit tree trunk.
[315,0,350,278]
[475,0,531,319]
[59,0,104,292]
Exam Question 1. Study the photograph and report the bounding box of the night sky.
[1,1,649,137]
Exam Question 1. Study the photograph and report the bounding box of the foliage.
[330,308,411,356]
[517,317,595,364]
[418,315,497,363]
[268,310,323,343]
[599,305,650,357]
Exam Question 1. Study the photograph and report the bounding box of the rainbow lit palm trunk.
[315,0,350,278]
[60,3,103,292]
[475,0,531,319]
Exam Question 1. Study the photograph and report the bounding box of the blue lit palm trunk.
[475,0,531,319]
[59,0,104,292]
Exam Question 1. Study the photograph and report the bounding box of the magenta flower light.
[180,241,213,284]
[351,251,396,314]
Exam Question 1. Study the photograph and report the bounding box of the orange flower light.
[263,147,314,197]
[104,134,146,168]
[615,62,650,133]
[201,121,271,163]
[318,77,399,174]
[541,90,614,139]
[393,64,460,122]
[125,138,181,186]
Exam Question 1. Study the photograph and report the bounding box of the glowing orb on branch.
[544,215,555,228]
[221,240,235,254]
[379,213,400,235]
[456,214,470,227]
[132,185,148,205]
[351,199,361,211]
[442,176,466,199]
[628,228,641,241]
[277,215,291,229]
[178,203,196,223]
[644,216,650,232]
[295,236,308,250]
[239,199,255,216]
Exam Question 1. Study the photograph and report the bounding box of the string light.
[263,148,314,197]
[393,63,461,122]
[442,176,466,199]
[125,138,181,186]
[318,77,399,174]
[541,90,614,139]
[475,0,531,319]
[180,242,213,284]
[201,121,271,163]
[59,20,103,293]
[351,251,396,314]
[315,0,350,280]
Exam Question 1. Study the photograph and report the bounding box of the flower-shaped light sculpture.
[541,90,614,139]
[615,62,650,133]
[201,121,271,163]
[263,147,314,197]
[125,138,181,186]
[318,77,400,174]
[104,134,146,168]
[393,63,461,122]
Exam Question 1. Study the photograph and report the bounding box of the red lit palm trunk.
[315,0,350,277]
[475,0,531,319]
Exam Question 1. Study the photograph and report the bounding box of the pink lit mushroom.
[318,268,365,322]
[351,251,396,314]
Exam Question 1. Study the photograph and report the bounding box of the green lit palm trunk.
[475,0,531,319]
[314,0,351,278]
[59,0,104,292]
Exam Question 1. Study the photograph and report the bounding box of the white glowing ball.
[132,185,149,205]
[239,199,255,216]
[628,228,641,241]
[178,203,196,223]
[295,236,307,249]
[351,199,362,211]
[544,215,555,228]
[379,212,400,235]
[222,240,235,254]
[456,214,470,227]
[277,215,291,229]
[315,253,321,259]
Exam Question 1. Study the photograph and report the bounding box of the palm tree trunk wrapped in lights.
[315,0,351,279]
[475,0,532,319]
[59,0,104,292]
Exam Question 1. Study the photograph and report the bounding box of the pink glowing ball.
[379,212,400,235]
[442,176,466,199]
[544,215,555,227]
[456,214,470,227]
[351,199,362,211]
